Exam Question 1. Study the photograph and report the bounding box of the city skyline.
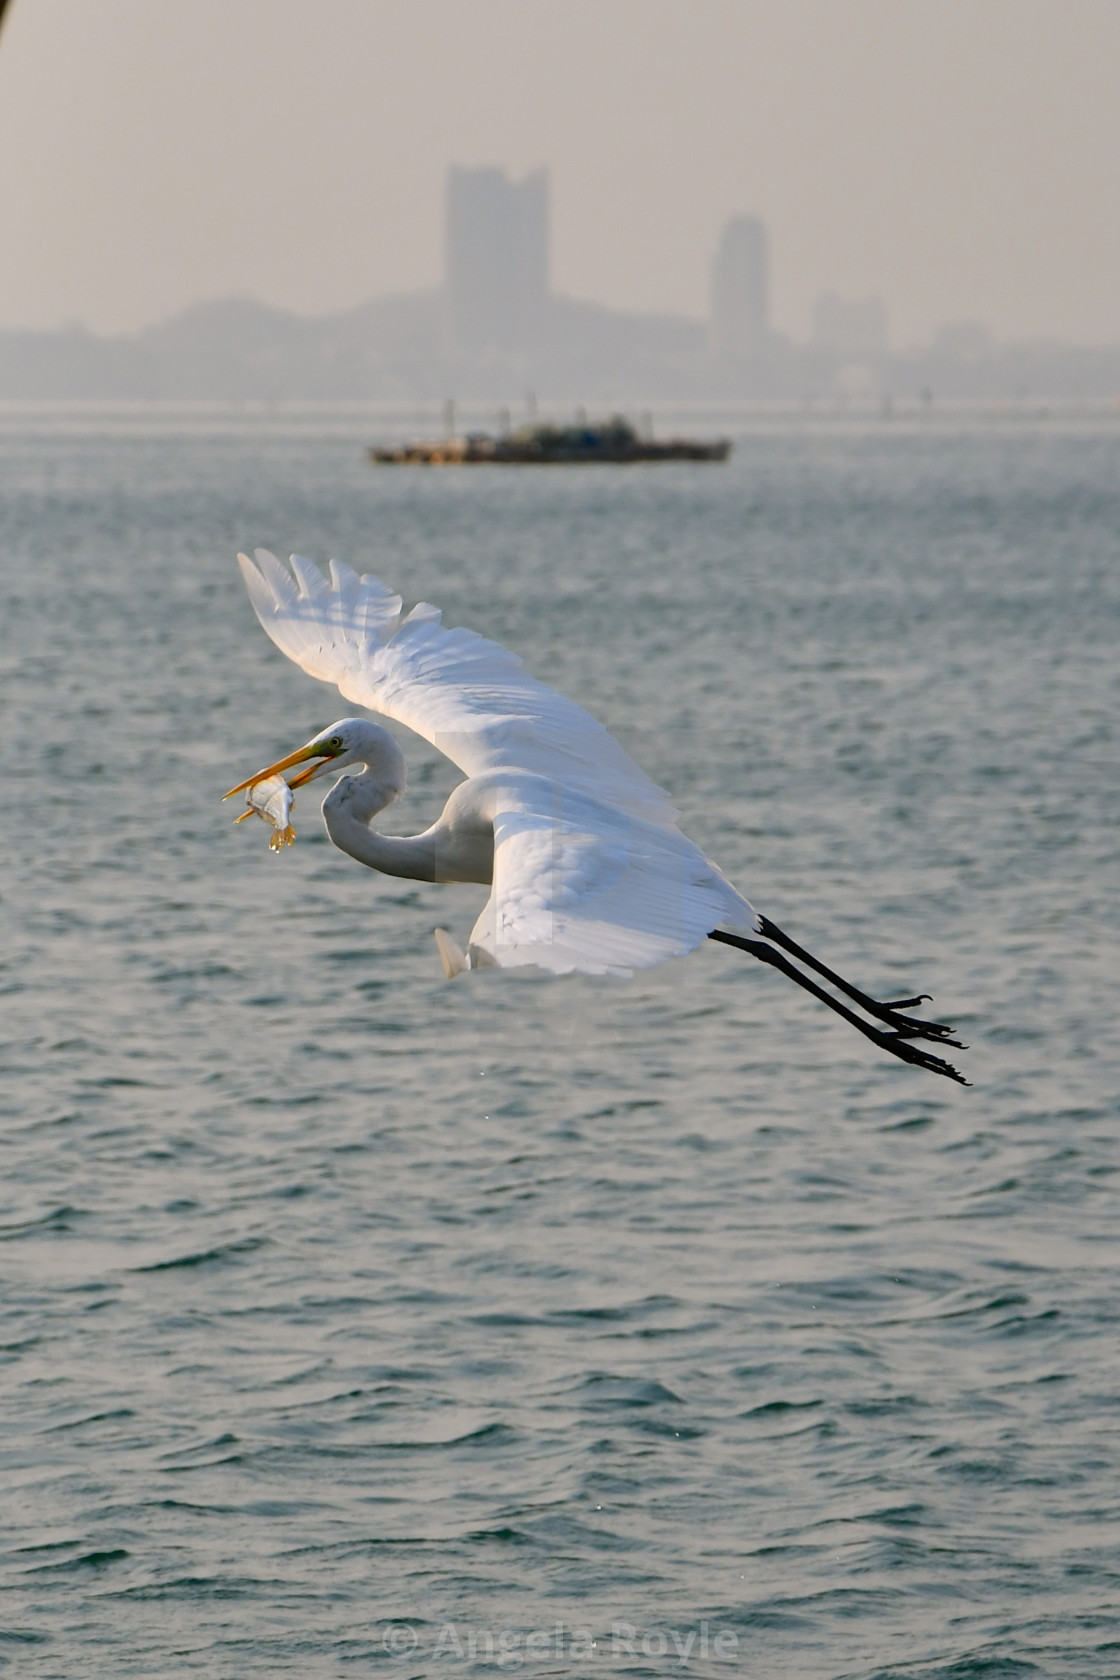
[0,1,1117,344]
[0,157,1023,369]
[5,159,1119,406]
[0,143,1058,367]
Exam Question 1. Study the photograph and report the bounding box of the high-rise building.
[445,166,549,358]
[709,216,768,357]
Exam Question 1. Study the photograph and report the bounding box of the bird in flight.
[225,551,968,1084]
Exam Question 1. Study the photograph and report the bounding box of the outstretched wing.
[238,550,760,973]
[471,776,758,977]
[239,549,674,825]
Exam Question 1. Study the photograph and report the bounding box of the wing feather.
[238,550,760,974]
[239,549,675,824]
[475,781,757,976]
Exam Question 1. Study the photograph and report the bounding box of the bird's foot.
[709,928,970,1084]
[871,1001,961,1045]
[755,917,958,1045]
[872,1027,971,1086]
[876,1008,965,1048]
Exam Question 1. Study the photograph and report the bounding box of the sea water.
[1,405,1118,1677]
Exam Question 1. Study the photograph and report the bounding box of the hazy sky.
[0,0,1117,344]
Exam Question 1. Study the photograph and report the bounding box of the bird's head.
[223,718,406,801]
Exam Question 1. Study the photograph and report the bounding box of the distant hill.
[134,292,446,399]
[2,291,1119,402]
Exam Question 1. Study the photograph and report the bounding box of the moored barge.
[370,415,730,466]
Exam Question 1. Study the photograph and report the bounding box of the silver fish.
[234,774,296,851]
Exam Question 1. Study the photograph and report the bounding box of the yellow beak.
[222,740,333,800]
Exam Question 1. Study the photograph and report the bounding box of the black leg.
[708,930,969,1085]
[755,915,959,1045]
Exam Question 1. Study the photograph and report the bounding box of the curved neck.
[323,800,437,881]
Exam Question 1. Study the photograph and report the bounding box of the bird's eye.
[329,736,343,749]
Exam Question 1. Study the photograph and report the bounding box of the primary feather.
[239,549,673,824]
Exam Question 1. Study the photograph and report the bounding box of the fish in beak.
[233,774,297,849]
[222,731,343,802]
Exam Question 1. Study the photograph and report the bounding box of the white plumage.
[235,549,758,976]
[225,549,967,1082]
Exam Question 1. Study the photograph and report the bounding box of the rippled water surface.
[2,408,1119,1677]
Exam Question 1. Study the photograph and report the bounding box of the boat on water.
[369,414,730,466]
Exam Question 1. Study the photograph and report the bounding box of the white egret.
[225,550,967,1084]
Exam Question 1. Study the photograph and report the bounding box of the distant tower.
[445,166,549,357]
[709,216,769,357]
